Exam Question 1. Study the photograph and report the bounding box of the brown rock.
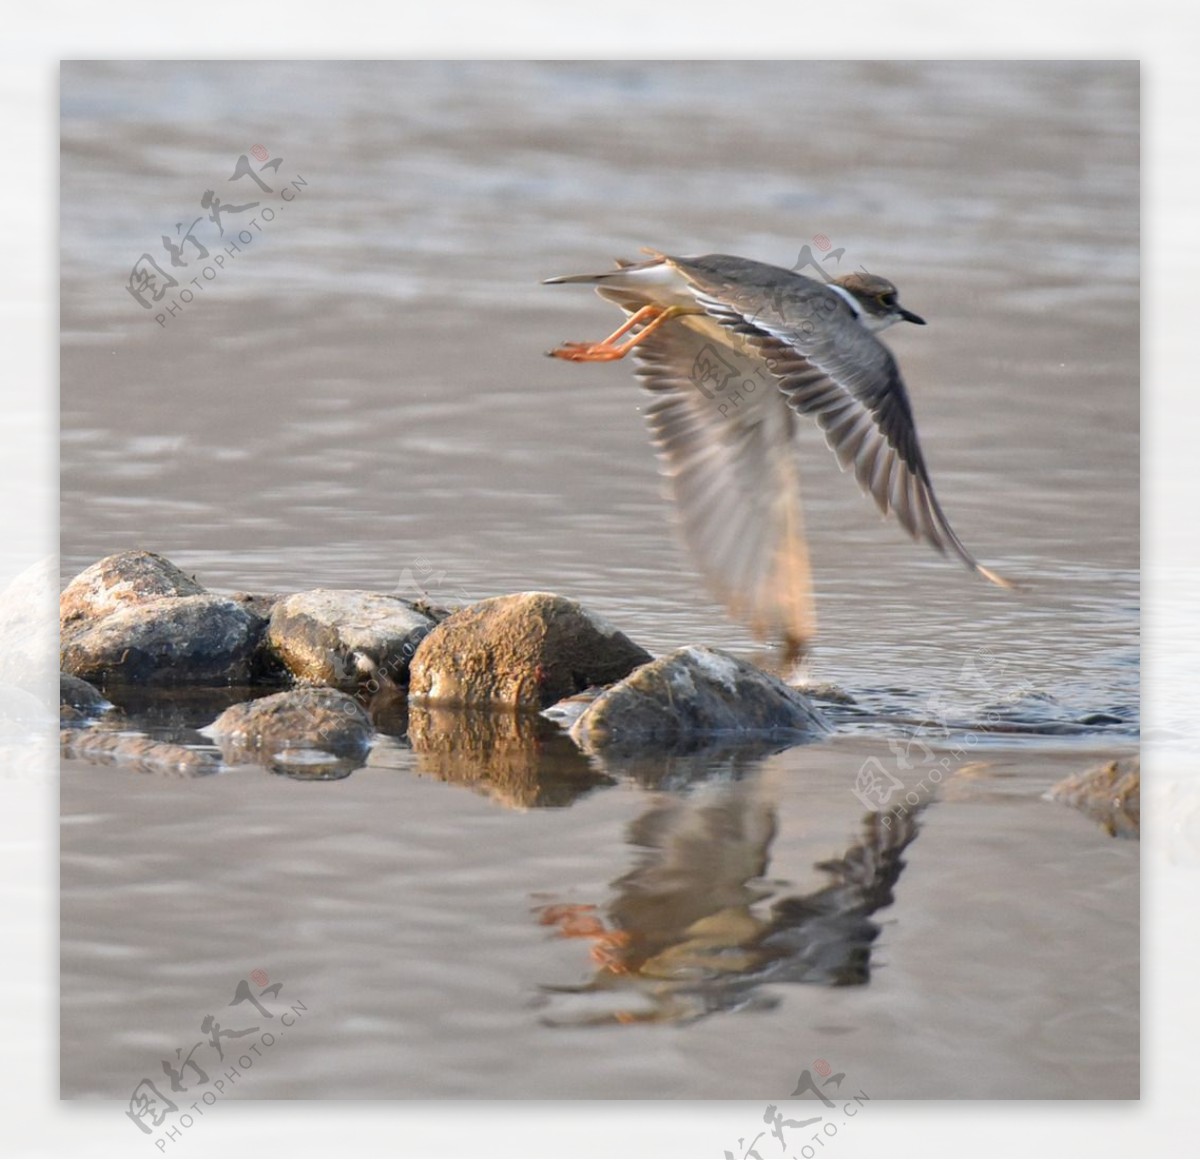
[408,591,651,709]
[205,688,372,765]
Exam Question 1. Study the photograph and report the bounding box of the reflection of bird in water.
[546,251,1012,663]
[534,780,923,1027]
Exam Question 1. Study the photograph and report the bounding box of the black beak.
[898,306,926,325]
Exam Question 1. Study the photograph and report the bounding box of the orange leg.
[548,304,695,362]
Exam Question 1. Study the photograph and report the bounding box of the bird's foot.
[546,339,630,361]
[547,304,696,362]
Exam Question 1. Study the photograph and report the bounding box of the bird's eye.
[878,293,896,307]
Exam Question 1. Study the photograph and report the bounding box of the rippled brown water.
[60,61,1137,1101]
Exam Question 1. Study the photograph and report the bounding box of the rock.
[60,672,111,720]
[568,646,831,751]
[59,551,205,630]
[229,591,284,620]
[408,592,651,709]
[540,686,607,729]
[267,589,435,688]
[61,594,266,685]
[60,727,220,776]
[1048,757,1139,838]
[796,681,857,706]
[205,688,373,768]
[59,552,271,686]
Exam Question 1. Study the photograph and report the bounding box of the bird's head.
[831,272,926,332]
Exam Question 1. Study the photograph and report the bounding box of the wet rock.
[60,727,220,776]
[540,686,607,729]
[59,550,205,630]
[61,594,265,685]
[568,646,831,751]
[60,672,111,721]
[58,552,271,686]
[796,681,857,706]
[267,589,435,688]
[1048,757,1139,838]
[408,592,651,710]
[205,688,373,769]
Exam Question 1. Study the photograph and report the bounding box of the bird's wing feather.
[600,290,817,653]
[665,257,1012,588]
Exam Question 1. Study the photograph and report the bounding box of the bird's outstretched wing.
[598,287,817,656]
[665,255,1012,588]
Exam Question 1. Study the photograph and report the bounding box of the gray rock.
[60,672,112,720]
[60,550,205,630]
[61,594,265,685]
[229,591,285,620]
[568,646,831,751]
[408,591,651,709]
[1048,757,1140,838]
[205,688,372,766]
[60,727,220,776]
[267,589,435,688]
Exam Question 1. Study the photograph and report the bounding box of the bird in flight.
[545,250,1012,663]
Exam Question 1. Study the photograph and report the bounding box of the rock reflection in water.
[535,783,920,1026]
[584,737,802,792]
[404,703,612,808]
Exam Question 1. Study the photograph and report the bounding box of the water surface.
[60,61,1138,1103]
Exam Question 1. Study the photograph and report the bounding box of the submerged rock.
[568,646,831,751]
[205,688,373,767]
[408,591,651,710]
[59,672,111,721]
[1048,757,1140,838]
[267,589,434,688]
[61,594,265,685]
